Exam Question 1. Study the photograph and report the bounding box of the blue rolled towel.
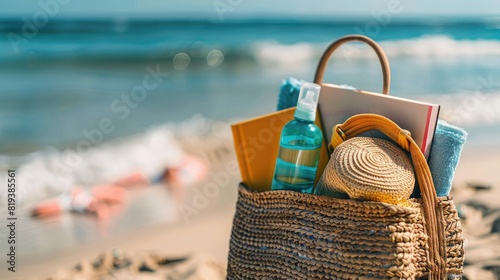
[412,120,468,198]
[277,77,303,111]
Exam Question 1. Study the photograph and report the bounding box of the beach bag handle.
[330,113,446,280]
[314,34,391,95]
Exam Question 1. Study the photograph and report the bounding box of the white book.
[318,84,440,159]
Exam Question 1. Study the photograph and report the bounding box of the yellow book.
[231,108,329,192]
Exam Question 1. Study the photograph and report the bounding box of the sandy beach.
[0,142,495,280]
[451,147,500,279]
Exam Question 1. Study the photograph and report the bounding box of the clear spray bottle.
[271,82,322,193]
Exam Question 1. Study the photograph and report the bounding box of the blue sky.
[0,0,498,20]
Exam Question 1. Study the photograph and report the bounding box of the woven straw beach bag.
[227,114,464,279]
[227,36,464,279]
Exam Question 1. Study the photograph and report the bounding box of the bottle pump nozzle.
[295,82,321,122]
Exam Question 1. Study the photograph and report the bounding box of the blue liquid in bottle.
[271,82,323,194]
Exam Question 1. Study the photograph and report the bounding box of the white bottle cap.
[295,82,321,122]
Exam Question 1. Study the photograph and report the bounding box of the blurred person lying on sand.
[31,155,207,219]
[29,127,208,219]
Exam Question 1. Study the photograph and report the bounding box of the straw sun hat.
[316,137,415,206]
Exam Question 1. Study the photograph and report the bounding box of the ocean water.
[0,18,500,156]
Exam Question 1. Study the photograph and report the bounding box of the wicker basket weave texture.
[226,185,464,280]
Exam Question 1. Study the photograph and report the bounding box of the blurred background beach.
[0,0,499,279]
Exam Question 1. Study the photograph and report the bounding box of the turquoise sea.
[0,17,500,155]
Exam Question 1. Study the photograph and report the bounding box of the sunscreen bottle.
[271,82,322,193]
